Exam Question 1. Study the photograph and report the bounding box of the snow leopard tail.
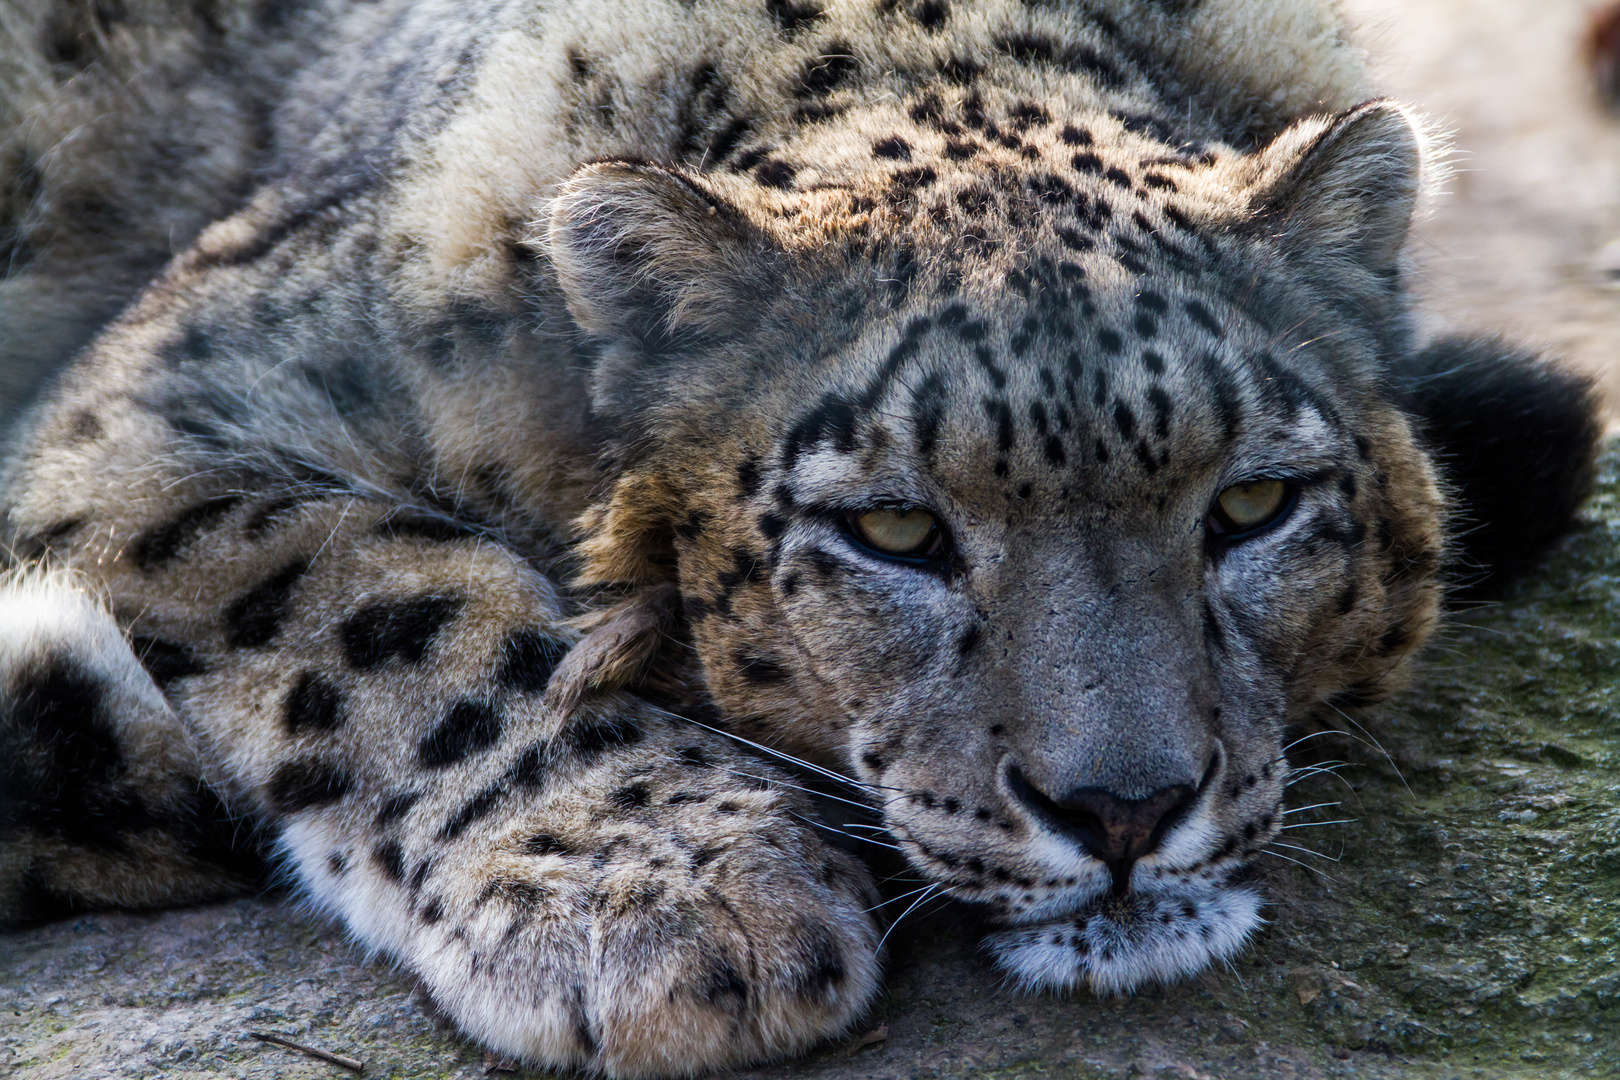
[0,567,264,926]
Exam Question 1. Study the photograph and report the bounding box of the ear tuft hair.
[1394,335,1605,586]
[1241,100,1428,279]
[544,160,778,358]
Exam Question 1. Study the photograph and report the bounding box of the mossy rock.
[4,451,1618,1080]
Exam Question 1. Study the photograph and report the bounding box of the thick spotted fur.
[0,1,1602,1076]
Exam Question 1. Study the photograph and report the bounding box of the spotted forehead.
[776,270,1349,505]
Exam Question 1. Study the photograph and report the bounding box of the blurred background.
[1345,0,1620,422]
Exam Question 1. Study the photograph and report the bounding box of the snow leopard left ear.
[1239,100,1426,279]
[546,160,782,361]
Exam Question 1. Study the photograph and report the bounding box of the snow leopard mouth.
[980,874,1264,994]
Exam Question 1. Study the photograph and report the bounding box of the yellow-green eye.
[850,507,940,556]
[1212,480,1289,534]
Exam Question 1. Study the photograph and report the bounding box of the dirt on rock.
[4,3,1619,1079]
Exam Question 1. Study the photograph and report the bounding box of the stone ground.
[4,2,1620,1078]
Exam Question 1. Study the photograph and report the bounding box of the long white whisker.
[861,882,940,914]
[1259,849,1334,882]
[1272,840,1341,863]
[1282,730,1353,753]
[1282,801,1342,815]
[721,768,877,816]
[876,883,942,953]
[1280,819,1355,830]
[1324,703,1412,797]
[662,710,908,794]
[787,812,904,853]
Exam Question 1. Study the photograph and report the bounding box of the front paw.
[370,702,883,1077]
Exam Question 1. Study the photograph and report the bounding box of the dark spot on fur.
[872,136,912,160]
[888,165,937,197]
[735,652,790,684]
[374,839,406,883]
[611,782,652,809]
[1185,300,1224,338]
[1057,227,1095,253]
[376,791,421,826]
[766,0,824,35]
[342,596,462,670]
[130,496,243,570]
[129,637,205,693]
[703,958,749,1008]
[284,671,345,734]
[798,47,858,97]
[912,0,949,28]
[957,624,981,657]
[755,159,798,188]
[268,758,354,813]
[417,700,504,769]
[794,923,847,998]
[67,409,102,442]
[497,628,568,693]
[736,455,763,498]
[564,715,644,762]
[524,833,568,856]
[438,783,505,840]
[223,560,309,648]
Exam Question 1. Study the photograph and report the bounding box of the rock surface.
[5,1,1620,1078]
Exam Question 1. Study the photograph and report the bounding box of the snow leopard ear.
[1240,100,1426,278]
[546,160,782,359]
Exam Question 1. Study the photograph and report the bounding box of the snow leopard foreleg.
[0,492,881,1077]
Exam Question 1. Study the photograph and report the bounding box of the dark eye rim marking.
[1204,478,1302,545]
[830,501,953,570]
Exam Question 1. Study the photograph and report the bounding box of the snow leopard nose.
[1005,765,1197,883]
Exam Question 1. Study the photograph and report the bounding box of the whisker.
[861,882,941,914]
[787,812,905,853]
[1258,849,1334,882]
[1323,704,1412,797]
[1282,801,1342,816]
[1279,819,1355,830]
[1282,730,1354,753]
[1271,840,1341,863]
[662,710,909,794]
[721,767,877,816]
[876,883,942,953]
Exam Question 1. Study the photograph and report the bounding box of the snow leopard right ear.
[545,160,784,362]
[1236,100,1428,284]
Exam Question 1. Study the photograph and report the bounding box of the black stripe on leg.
[284,672,345,734]
[224,561,310,648]
[342,596,463,670]
[129,497,244,570]
[129,637,207,693]
[267,757,354,813]
[497,629,569,693]
[417,700,504,769]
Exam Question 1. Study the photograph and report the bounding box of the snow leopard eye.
[847,507,944,560]
[1209,479,1293,537]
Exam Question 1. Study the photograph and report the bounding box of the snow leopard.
[0,0,1601,1075]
